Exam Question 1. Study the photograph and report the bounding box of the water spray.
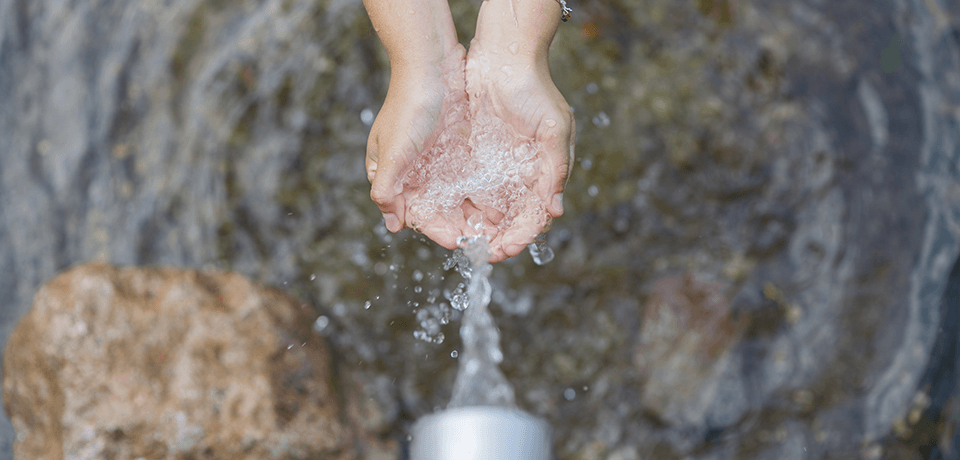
[410,234,552,460]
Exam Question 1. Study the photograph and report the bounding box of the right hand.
[365,44,469,248]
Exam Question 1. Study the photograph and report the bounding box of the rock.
[2,262,387,460]
[635,273,745,427]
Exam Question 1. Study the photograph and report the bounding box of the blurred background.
[1,0,960,458]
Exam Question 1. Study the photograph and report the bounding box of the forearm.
[474,0,562,68]
[362,0,460,79]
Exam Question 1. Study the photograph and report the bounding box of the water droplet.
[407,434,413,442]
[592,111,610,128]
[545,118,557,127]
[360,108,374,126]
[364,300,372,310]
[582,386,589,391]
[309,273,316,281]
[581,157,593,170]
[412,269,424,282]
[414,286,422,293]
[508,42,519,54]
[588,185,599,197]
[528,241,555,265]
[586,82,598,94]
[500,65,513,76]
[564,388,576,401]
[313,315,330,333]
[451,350,459,358]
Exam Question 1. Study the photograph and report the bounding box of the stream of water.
[444,235,516,408]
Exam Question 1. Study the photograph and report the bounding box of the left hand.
[463,35,575,262]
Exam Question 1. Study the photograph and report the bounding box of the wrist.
[474,0,560,65]
[389,33,460,77]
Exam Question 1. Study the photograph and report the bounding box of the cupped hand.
[366,45,469,237]
[463,40,576,262]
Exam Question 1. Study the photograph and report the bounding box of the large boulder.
[3,263,396,460]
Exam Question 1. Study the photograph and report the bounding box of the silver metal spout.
[410,406,551,460]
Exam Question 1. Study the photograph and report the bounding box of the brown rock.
[635,273,745,427]
[2,262,372,460]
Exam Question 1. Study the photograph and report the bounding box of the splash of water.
[446,235,516,408]
[399,64,551,242]
[527,234,554,266]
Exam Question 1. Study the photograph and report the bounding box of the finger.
[420,219,463,251]
[537,111,575,218]
[493,194,547,262]
[493,215,542,263]
[370,149,407,232]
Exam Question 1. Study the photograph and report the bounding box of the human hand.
[363,0,573,264]
[365,45,469,235]
[461,15,575,262]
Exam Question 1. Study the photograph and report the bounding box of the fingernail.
[383,213,401,232]
[551,193,564,214]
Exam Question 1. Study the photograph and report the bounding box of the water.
[399,73,551,244]
[527,235,554,266]
[446,236,516,408]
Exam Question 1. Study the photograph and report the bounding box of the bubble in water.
[363,300,372,310]
[412,269,424,282]
[581,157,593,170]
[451,350,459,358]
[564,388,576,401]
[414,286,422,293]
[421,318,441,336]
[451,292,468,311]
[309,273,316,281]
[588,185,599,197]
[586,82,598,94]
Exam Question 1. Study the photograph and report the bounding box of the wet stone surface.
[0,0,960,459]
[3,263,397,460]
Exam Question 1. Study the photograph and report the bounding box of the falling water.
[446,235,516,408]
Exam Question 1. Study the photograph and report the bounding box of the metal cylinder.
[409,406,551,460]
